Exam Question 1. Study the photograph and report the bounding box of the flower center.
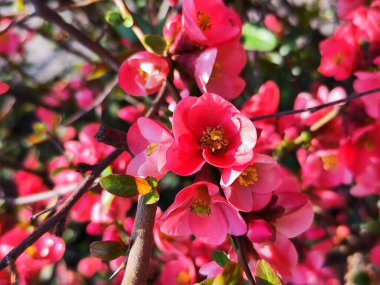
[210,62,221,80]
[197,11,212,31]
[199,125,229,153]
[189,185,211,217]
[357,135,374,151]
[176,270,191,285]
[334,52,344,65]
[321,155,338,170]
[145,143,159,156]
[237,166,259,186]
[26,245,37,257]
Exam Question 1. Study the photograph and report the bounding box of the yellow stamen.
[197,11,212,31]
[176,270,192,285]
[237,166,259,187]
[145,143,159,156]
[334,52,344,65]
[199,125,229,152]
[189,185,211,217]
[210,62,221,80]
[321,155,338,171]
[26,245,37,257]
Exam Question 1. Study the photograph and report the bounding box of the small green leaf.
[144,187,160,204]
[142,34,167,55]
[195,279,215,285]
[255,260,283,285]
[212,250,230,267]
[90,240,127,261]
[212,262,243,285]
[99,174,138,198]
[123,15,134,28]
[105,11,123,26]
[242,24,278,52]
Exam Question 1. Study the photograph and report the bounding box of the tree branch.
[251,87,380,122]
[30,0,120,71]
[0,148,123,270]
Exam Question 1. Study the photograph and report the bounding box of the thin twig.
[231,236,256,285]
[30,0,120,71]
[0,149,123,270]
[251,87,380,122]
[145,81,167,118]
[63,78,118,126]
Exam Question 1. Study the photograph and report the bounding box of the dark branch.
[251,87,380,122]
[0,148,123,270]
[30,0,120,71]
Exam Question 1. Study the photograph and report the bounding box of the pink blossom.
[337,0,365,19]
[297,148,352,188]
[353,70,380,119]
[182,0,242,46]
[294,85,347,126]
[158,255,196,285]
[0,19,22,56]
[349,7,380,43]
[241,81,280,120]
[0,81,9,95]
[75,87,95,109]
[167,93,257,175]
[159,181,247,245]
[318,37,357,80]
[118,103,145,123]
[369,242,380,267]
[350,162,380,197]
[221,153,282,212]
[264,14,283,36]
[77,256,106,278]
[194,41,246,100]
[118,51,169,96]
[253,233,298,277]
[0,228,65,275]
[127,117,174,180]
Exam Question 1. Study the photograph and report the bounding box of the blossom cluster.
[1,0,380,284]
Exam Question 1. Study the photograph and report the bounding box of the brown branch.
[231,236,256,285]
[121,197,157,285]
[0,148,123,270]
[145,81,167,118]
[251,87,380,122]
[30,0,120,71]
[63,78,118,126]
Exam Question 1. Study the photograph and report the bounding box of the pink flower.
[75,87,95,109]
[353,70,380,119]
[337,0,365,19]
[194,41,246,100]
[293,85,347,126]
[158,255,196,285]
[318,37,357,80]
[167,93,257,175]
[0,19,22,56]
[253,233,298,277]
[369,242,380,267]
[118,51,169,96]
[264,14,283,36]
[350,162,380,197]
[0,81,9,95]
[350,7,380,43]
[182,0,242,46]
[220,153,282,212]
[78,256,107,278]
[241,81,280,120]
[118,103,145,123]
[127,117,174,180]
[159,181,247,245]
[0,228,65,276]
[64,123,131,173]
[297,148,352,188]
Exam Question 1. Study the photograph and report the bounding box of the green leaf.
[212,262,243,285]
[212,250,230,267]
[90,240,127,261]
[105,12,123,26]
[144,187,160,204]
[99,174,138,198]
[255,260,283,285]
[142,34,167,55]
[195,279,215,285]
[123,15,134,28]
[242,24,278,52]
